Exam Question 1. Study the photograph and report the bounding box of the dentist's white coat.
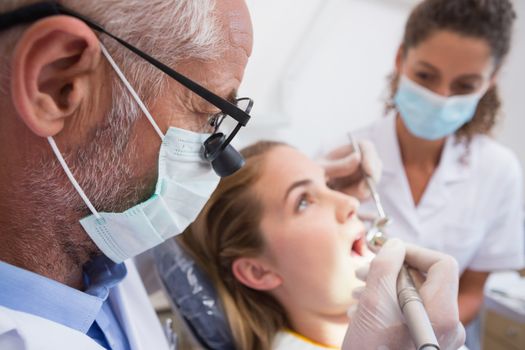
[0,261,170,350]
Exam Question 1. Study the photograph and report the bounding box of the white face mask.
[394,75,487,140]
[47,43,219,263]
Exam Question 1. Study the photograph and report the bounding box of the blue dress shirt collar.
[0,256,127,334]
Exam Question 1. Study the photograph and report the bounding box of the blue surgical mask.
[394,75,487,140]
[47,44,219,263]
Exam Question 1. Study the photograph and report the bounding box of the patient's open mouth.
[351,234,365,256]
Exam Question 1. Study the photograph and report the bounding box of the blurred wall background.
[236,0,525,183]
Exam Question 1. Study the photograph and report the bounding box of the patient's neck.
[286,305,349,347]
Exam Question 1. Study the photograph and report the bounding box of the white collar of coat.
[373,114,473,184]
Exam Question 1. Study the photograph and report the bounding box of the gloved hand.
[320,139,382,200]
[343,239,465,350]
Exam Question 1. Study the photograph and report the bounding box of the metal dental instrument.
[348,134,440,350]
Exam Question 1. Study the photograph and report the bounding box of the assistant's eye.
[454,83,477,95]
[415,71,433,81]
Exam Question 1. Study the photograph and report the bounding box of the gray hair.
[0,0,222,104]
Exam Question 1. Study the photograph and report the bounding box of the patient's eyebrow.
[284,179,312,202]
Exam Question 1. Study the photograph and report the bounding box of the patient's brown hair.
[178,140,288,350]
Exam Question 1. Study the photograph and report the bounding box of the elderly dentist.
[0,1,463,350]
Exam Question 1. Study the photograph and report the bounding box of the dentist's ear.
[11,16,101,137]
[232,257,282,291]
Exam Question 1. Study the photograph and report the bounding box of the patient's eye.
[296,193,311,213]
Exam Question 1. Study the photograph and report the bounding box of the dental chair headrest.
[154,239,235,350]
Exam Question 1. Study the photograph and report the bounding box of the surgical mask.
[47,44,219,263]
[394,75,486,140]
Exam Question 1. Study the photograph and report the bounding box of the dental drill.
[348,134,440,350]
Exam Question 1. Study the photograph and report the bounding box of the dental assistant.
[342,0,524,330]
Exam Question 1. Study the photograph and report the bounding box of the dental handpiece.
[348,134,439,350]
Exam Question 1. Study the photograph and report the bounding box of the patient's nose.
[330,190,359,223]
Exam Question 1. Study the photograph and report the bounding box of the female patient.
[178,141,462,350]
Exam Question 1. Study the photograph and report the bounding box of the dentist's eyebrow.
[284,179,312,202]
[207,90,237,114]
[227,89,238,104]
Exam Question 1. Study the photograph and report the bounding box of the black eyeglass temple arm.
[0,1,250,126]
[0,2,59,30]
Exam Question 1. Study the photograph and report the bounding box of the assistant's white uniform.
[0,261,170,350]
[351,115,524,273]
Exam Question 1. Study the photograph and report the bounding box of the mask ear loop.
[46,42,165,219]
[47,136,101,219]
[99,42,164,140]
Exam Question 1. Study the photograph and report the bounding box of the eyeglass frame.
[209,97,253,149]
[0,1,253,159]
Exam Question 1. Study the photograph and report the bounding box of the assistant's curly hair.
[385,0,516,141]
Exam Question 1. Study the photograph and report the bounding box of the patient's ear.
[232,257,282,291]
[11,16,101,137]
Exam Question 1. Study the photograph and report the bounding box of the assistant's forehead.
[406,31,494,76]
